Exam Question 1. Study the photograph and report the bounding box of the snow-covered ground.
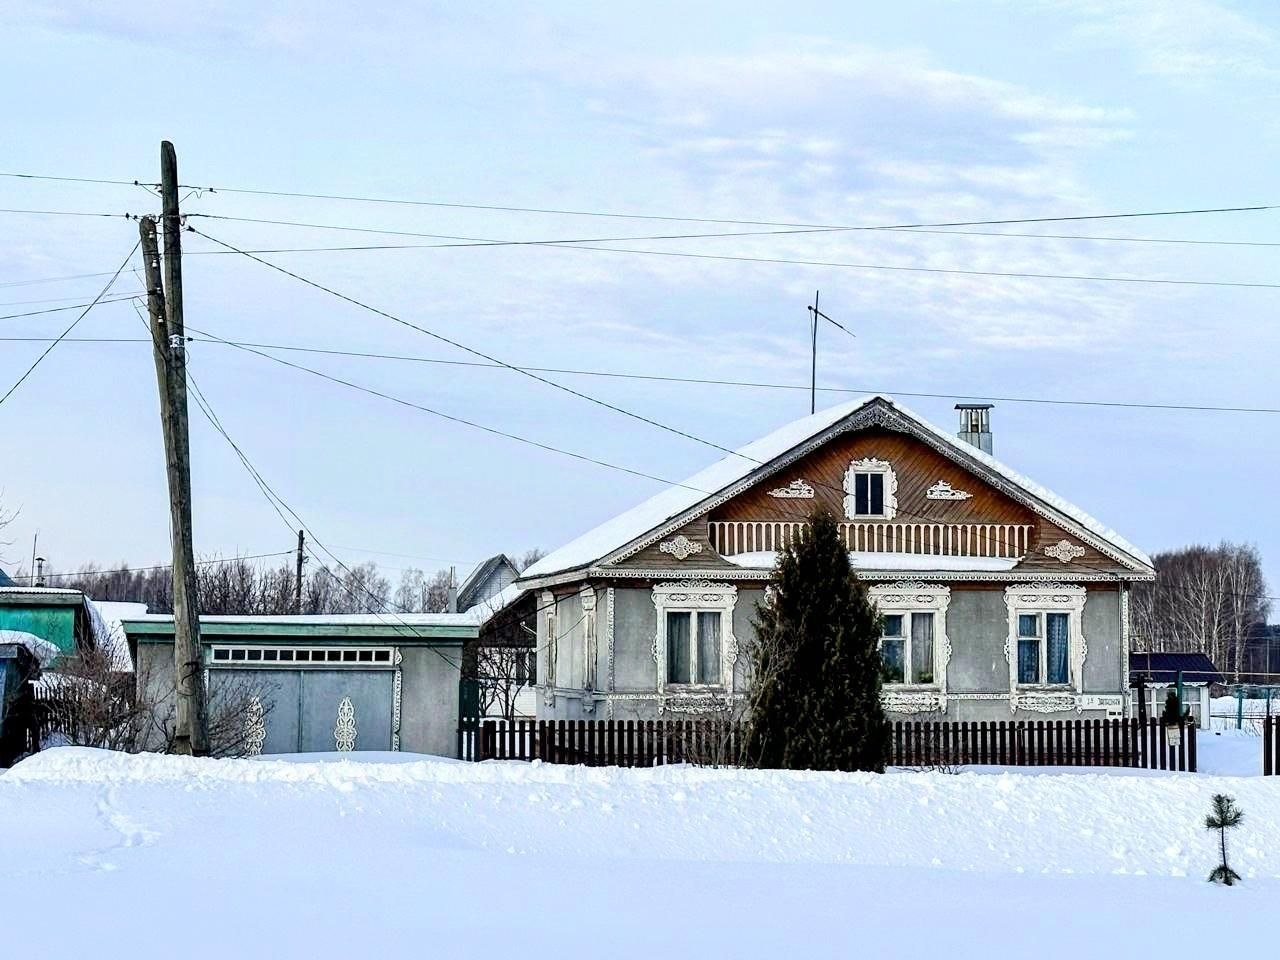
[3,747,1277,958]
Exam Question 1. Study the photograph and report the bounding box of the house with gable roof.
[515,396,1154,722]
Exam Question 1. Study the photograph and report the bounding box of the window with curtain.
[880,614,905,683]
[1045,612,1069,685]
[879,612,937,685]
[1015,611,1071,685]
[666,610,722,686]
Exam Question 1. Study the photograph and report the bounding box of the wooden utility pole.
[295,529,305,613]
[142,140,209,756]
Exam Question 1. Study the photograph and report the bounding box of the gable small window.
[853,472,884,516]
[843,458,897,520]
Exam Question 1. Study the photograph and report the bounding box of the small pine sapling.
[1205,793,1244,885]
[1161,689,1186,726]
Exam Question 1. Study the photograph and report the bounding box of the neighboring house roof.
[457,554,519,612]
[0,585,85,601]
[0,629,61,666]
[522,394,1154,581]
[1129,652,1224,686]
[0,568,15,587]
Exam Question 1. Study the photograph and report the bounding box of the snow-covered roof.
[467,581,527,626]
[723,552,1020,573]
[122,612,484,627]
[0,630,61,667]
[85,599,146,672]
[523,394,1152,579]
[0,585,84,599]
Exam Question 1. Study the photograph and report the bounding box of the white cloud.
[1037,0,1279,82]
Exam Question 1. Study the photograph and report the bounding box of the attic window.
[843,458,897,520]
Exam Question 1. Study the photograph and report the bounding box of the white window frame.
[1003,583,1088,714]
[843,458,898,520]
[870,582,951,713]
[651,581,738,697]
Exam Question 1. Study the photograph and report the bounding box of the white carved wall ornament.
[768,479,815,499]
[392,650,403,752]
[869,582,951,713]
[1044,539,1087,564]
[926,480,973,501]
[881,691,944,714]
[605,587,616,721]
[843,458,898,520]
[334,696,357,751]
[244,696,266,756]
[657,693,735,716]
[659,535,703,561]
[1003,583,1089,714]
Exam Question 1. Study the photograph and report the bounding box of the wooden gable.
[614,425,1132,575]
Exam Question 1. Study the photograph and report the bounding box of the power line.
[190,226,744,458]
[182,227,1280,291]
[192,327,706,492]
[188,210,1280,251]
[0,243,138,409]
[892,227,1280,248]
[0,207,144,220]
[185,211,840,245]
[0,294,140,322]
[16,167,1279,230]
[0,290,146,308]
[17,551,295,584]
[0,270,131,290]
[9,330,1280,416]
[173,178,1280,229]
[0,172,156,188]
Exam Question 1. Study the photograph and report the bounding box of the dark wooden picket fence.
[1265,717,1280,776]
[467,718,743,767]
[466,717,1196,771]
[889,718,1195,771]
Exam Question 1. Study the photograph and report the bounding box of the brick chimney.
[956,403,993,455]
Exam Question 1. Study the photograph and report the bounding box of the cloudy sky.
[2,1,1278,594]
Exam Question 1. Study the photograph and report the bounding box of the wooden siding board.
[609,428,1131,575]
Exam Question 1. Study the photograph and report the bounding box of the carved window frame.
[843,458,898,520]
[651,581,739,699]
[869,583,951,713]
[1003,583,1088,713]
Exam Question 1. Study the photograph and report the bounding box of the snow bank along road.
[2,748,1277,958]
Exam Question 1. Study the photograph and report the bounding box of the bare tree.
[474,645,534,720]
[393,567,452,613]
[513,548,546,573]
[1131,542,1269,680]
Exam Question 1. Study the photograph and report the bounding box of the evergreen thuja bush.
[1206,793,1244,885]
[744,508,889,772]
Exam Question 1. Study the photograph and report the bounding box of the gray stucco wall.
[538,582,1128,723]
[133,639,462,757]
[398,646,462,757]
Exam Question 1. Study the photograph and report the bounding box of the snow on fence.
[467,718,1196,771]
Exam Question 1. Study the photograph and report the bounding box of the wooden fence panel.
[470,717,1197,771]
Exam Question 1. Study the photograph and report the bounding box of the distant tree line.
[1131,541,1271,681]
[24,549,543,617]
